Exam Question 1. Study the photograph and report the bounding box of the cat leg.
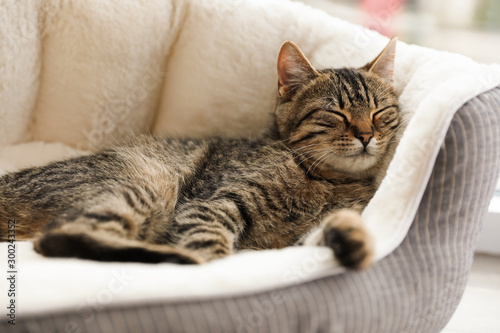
[34,208,203,264]
[32,184,203,264]
[0,152,178,242]
[299,209,374,269]
[171,200,243,262]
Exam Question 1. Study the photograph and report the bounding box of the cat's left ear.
[277,41,319,99]
[363,37,397,84]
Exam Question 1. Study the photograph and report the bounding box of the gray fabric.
[6,87,500,333]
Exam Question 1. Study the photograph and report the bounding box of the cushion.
[1,0,500,331]
[3,86,499,332]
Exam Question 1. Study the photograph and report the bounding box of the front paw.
[322,209,374,270]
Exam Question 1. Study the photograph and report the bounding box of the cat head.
[273,38,400,178]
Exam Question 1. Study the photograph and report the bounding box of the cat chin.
[327,154,379,175]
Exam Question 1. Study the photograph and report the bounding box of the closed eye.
[314,121,336,128]
[371,105,398,121]
[325,110,350,126]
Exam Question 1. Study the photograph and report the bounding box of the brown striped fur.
[0,39,399,269]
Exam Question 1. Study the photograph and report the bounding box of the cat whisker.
[311,150,336,174]
[293,142,325,152]
[295,147,334,169]
[306,148,335,175]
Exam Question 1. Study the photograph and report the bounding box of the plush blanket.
[1,0,500,316]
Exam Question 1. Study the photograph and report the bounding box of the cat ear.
[277,41,319,98]
[363,37,397,84]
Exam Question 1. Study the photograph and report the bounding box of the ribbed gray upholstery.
[6,87,500,333]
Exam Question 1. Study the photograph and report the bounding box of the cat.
[0,38,399,269]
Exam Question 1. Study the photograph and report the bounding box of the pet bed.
[1,0,499,332]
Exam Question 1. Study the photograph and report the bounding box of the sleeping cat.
[0,39,399,269]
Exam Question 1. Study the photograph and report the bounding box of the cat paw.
[322,209,374,270]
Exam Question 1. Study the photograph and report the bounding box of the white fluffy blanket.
[1,0,500,316]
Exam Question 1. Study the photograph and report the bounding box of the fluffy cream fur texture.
[1,0,500,314]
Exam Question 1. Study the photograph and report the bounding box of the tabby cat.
[0,39,399,269]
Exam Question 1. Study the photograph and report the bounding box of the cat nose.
[355,133,373,148]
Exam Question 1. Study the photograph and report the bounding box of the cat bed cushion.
[1,0,500,332]
[5,91,499,333]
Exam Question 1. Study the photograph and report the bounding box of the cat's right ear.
[277,41,318,99]
[362,37,397,84]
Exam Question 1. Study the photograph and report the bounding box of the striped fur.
[0,40,400,269]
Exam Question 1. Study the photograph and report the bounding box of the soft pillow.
[29,0,182,150]
[0,1,42,144]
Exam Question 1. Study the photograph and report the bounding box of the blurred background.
[300,0,500,64]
